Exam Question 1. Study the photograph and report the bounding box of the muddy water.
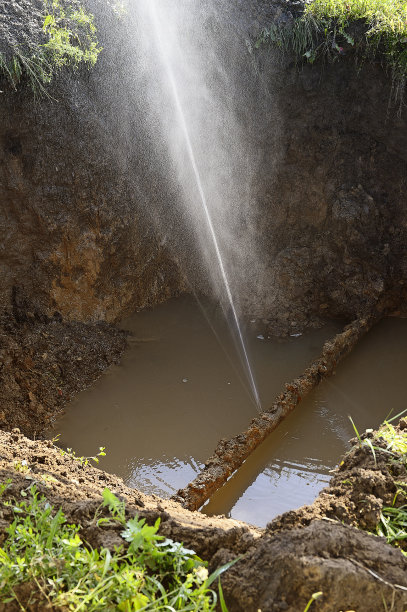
[203,317,407,526]
[54,295,339,500]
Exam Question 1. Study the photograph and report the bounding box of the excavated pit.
[2,0,407,609]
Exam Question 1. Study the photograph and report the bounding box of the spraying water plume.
[145,0,261,409]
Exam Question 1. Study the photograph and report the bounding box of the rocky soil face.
[259,57,407,335]
[1,427,407,612]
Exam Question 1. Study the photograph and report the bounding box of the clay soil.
[1,423,407,611]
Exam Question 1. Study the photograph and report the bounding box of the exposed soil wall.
[0,0,184,324]
[1,0,406,336]
[259,55,407,334]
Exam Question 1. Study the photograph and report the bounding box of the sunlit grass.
[0,485,233,610]
[257,0,407,106]
[306,0,407,36]
[377,422,407,455]
[0,0,102,96]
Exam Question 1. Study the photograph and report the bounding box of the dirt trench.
[173,314,377,511]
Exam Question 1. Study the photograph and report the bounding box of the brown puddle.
[203,317,407,526]
[52,295,339,502]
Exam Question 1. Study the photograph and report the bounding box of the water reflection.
[204,317,407,526]
[51,295,339,506]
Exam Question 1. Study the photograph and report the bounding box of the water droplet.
[182,378,188,383]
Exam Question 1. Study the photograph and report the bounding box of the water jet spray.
[147,0,261,410]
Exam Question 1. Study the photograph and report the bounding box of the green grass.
[256,0,407,105]
[348,413,407,556]
[0,0,102,96]
[0,485,234,610]
[377,421,407,455]
[377,504,407,551]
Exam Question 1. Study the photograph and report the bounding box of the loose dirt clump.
[0,308,127,438]
[268,425,407,537]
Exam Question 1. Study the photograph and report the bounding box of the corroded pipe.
[172,315,378,511]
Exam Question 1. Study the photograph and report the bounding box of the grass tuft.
[348,414,407,556]
[256,0,407,107]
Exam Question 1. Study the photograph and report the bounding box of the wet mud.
[0,307,127,437]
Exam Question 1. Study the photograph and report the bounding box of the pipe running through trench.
[172,313,380,512]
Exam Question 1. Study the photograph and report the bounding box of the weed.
[377,422,407,455]
[347,416,407,557]
[98,486,126,524]
[303,591,323,612]
[0,0,102,96]
[348,416,400,466]
[377,505,407,552]
[0,480,12,498]
[12,460,30,474]
[59,444,106,467]
[349,415,363,445]
[0,485,236,610]
[42,0,101,69]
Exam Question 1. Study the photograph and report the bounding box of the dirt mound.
[1,427,407,611]
[217,519,407,611]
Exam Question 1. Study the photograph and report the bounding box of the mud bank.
[1,427,407,611]
[0,303,127,437]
